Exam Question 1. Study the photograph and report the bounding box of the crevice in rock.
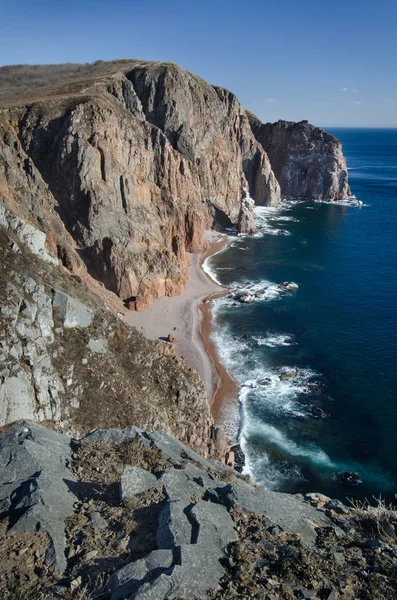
[120,176,127,214]
[98,147,106,182]
[184,503,200,544]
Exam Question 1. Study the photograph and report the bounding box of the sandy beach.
[125,231,238,409]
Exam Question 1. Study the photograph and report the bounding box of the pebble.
[70,576,82,591]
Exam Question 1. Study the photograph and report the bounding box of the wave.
[202,237,233,284]
[253,332,296,347]
[314,198,368,207]
[211,286,394,492]
[216,279,299,308]
[253,206,292,237]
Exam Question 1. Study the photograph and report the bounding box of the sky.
[1,0,396,127]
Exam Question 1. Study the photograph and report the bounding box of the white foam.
[253,333,296,348]
[314,198,367,207]
[219,279,299,307]
[202,236,233,285]
[252,206,292,237]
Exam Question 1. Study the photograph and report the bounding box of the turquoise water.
[207,128,397,502]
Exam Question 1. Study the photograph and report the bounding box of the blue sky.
[1,0,396,126]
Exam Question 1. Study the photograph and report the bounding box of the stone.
[279,367,297,380]
[0,421,76,574]
[70,576,82,591]
[53,290,94,328]
[190,500,238,548]
[132,544,226,600]
[108,549,174,600]
[87,338,108,355]
[0,206,58,265]
[91,512,109,531]
[20,299,37,321]
[0,371,36,426]
[144,431,214,469]
[336,471,361,487]
[83,426,142,444]
[167,333,176,343]
[120,466,158,499]
[159,468,204,501]
[156,499,193,548]
[326,499,350,515]
[207,480,338,546]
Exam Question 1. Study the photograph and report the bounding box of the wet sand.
[124,231,238,412]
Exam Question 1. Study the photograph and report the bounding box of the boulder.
[120,466,158,500]
[279,367,297,380]
[190,500,238,548]
[53,290,94,328]
[83,426,142,444]
[0,421,76,574]
[207,479,338,546]
[336,471,362,487]
[167,333,176,343]
[156,499,193,548]
[108,549,174,600]
[87,338,108,355]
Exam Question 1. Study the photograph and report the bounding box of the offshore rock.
[248,115,351,200]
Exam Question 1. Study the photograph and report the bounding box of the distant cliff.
[248,114,351,200]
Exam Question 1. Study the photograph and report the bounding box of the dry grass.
[0,60,143,107]
[348,496,397,539]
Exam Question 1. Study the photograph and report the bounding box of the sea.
[204,128,397,503]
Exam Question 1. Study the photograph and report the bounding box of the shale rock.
[0,421,76,574]
[120,465,158,499]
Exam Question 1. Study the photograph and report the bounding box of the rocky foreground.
[1,420,397,600]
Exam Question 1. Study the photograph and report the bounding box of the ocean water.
[206,128,397,502]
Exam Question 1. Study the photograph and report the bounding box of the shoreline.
[124,231,238,414]
[198,246,239,430]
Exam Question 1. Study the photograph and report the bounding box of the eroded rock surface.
[0,222,229,464]
[1,421,395,600]
[248,115,351,200]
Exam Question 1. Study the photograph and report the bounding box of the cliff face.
[248,115,351,200]
[0,61,280,310]
[0,61,352,310]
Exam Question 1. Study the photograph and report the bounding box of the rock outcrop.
[1,420,396,599]
[0,61,280,310]
[0,209,228,462]
[248,115,351,200]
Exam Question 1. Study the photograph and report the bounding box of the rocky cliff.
[1,420,396,600]
[0,61,352,309]
[248,115,351,200]
[0,204,230,462]
[0,60,280,310]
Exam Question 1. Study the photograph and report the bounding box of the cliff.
[248,114,351,200]
[0,60,280,310]
[0,204,230,462]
